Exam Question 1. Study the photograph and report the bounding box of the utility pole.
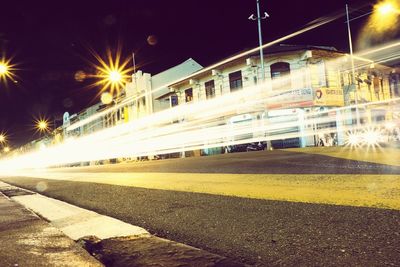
[249,0,271,150]
[249,0,269,82]
[345,4,361,128]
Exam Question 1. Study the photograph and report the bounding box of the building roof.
[151,58,203,99]
[167,44,341,88]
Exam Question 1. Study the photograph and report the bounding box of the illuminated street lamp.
[0,62,9,76]
[0,58,17,83]
[0,133,6,143]
[108,70,122,83]
[3,146,10,153]
[345,0,399,127]
[35,119,50,133]
[376,1,397,16]
[88,47,133,97]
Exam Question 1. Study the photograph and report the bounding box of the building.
[14,46,399,162]
[165,44,398,151]
[124,58,203,120]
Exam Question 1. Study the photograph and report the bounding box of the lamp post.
[345,4,361,128]
[249,0,271,150]
[249,0,269,82]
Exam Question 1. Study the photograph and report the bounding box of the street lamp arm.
[248,14,257,20]
[248,12,270,20]
[344,11,373,23]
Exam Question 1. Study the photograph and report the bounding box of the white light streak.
[1,23,400,173]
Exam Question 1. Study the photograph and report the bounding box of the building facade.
[166,45,398,150]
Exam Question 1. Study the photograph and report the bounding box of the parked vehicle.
[246,142,266,152]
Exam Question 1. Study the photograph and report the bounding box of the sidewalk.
[0,181,244,266]
[0,191,102,267]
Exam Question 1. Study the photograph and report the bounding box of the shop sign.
[314,88,344,107]
[267,88,314,109]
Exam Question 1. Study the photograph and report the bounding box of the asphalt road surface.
[50,149,400,174]
[2,149,400,266]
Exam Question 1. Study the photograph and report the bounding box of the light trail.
[2,13,400,172]
[2,39,400,171]
[0,75,398,173]
[66,11,344,132]
[67,38,400,134]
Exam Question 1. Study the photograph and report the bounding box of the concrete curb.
[0,181,245,266]
[0,188,103,266]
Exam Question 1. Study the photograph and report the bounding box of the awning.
[155,91,176,100]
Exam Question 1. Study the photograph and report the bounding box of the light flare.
[0,133,6,143]
[377,1,398,16]
[0,56,18,86]
[362,127,383,148]
[0,63,8,75]
[33,117,51,134]
[345,131,362,148]
[369,0,400,34]
[86,45,133,98]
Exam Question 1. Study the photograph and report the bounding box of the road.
[1,147,400,266]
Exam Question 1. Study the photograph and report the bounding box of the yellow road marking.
[287,147,400,167]
[8,171,400,210]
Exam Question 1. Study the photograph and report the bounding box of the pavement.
[0,184,102,267]
[1,148,400,266]
[0,181,244,267]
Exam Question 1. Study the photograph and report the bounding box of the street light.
[0,133,6,143]
[376,1,397,16]
[0,62,8,75]
[88,47,133,97]
[345,4,361,128]
[3,146,10,153]
[345,0,399,128]
[0,58,17,83]
[108,70,122,83]
[249,0,271,150]
[249,0,269,82]
[35,119,50,133]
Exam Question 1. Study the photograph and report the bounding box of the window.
[205,80,215,99]
[390,73,400,97]
[185,88,193,102]
[317,61,328,87]
[270,62,291,90]
[116,109,121,121]
[373,76,380,100]
[229,71,243,92]
[170,95,178,107]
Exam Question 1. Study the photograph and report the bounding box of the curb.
[0,181,245,266]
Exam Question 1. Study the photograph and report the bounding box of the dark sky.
[0,0,374,146]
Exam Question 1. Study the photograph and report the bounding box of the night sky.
[0,0,376,146]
